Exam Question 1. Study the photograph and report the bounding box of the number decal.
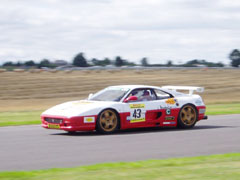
[133,109,141,118]
[128,106,146,123]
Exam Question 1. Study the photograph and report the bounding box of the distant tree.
[91,58,112,66]
[229,49,240,67]
[91,58,99,66]
[141,57,149,66]
[125,61,136,66]
[38,59,51,68]
[186,59,198,65]
[115,56,124,67]
[184,59,224,67]
[25,60,35,66]
[102,58,111,65]
[166,60,173,67]
[216,62,224,67]
[16,61,22,66]
[2,61,14,66]
[73,53,88,67]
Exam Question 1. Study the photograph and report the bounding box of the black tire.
[67,131,77,135]
[177,104,198,128]
[96,109,119,134]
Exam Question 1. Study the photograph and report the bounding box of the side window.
[154,89,172,100]
[127,89,157,102]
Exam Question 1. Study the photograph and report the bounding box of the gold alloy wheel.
[99,110,118,132]
[180,105,197,126]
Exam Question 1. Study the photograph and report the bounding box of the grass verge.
[206,103,240,115]
[0,111,41,126]
[0,153,240,180]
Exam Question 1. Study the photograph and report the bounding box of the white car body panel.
[42,100,124,118]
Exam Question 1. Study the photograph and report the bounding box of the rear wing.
[162,86,204,95]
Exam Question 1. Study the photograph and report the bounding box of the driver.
[140,90,152,101]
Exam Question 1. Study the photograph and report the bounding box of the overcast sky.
[0,0,239,65]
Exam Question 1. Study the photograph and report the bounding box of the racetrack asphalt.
[1,114,240,171]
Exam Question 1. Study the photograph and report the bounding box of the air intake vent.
[44,118,63,124]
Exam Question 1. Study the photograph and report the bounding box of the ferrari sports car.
[41,85,207,133]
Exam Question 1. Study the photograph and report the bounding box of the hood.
[41,100,116,118]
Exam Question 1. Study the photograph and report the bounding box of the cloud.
[0,0,240,64]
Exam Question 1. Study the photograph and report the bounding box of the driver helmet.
[143,90,150,96]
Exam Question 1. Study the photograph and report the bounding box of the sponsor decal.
[160,105,172,109]
[195,99,203,105]
[199,108,206,114]
[165,116,175,121]
[159,105,174,109]
[130,118,145,123]
[163,122,176,125]
[84,117,95,123]
[166,108,171,115]
[129,104,145,108]
[165,98,176,105]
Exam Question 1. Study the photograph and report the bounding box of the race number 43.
[133,109,141,118]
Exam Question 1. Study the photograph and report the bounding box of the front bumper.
[41,115,96,132]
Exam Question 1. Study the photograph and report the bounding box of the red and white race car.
[41,85,207,133]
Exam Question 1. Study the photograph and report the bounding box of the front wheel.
[178,104,198,128]
[96,109,119,134]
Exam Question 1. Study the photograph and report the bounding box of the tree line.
[1,49,240,68]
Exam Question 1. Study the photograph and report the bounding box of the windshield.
[89,87,130,102]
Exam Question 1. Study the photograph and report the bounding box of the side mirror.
[88,93,94,100]
[124,96,138,103]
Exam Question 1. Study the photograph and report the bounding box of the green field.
[0,103,239,127]
[0,111,41,126]
[0,153,239,180]
[206,103,240,115]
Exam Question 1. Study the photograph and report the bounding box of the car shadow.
[50,125,234,136]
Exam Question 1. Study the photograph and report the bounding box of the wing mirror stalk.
[88,93,94,100]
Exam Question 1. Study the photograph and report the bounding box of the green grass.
[0,111,41,126]
[206,103,240,115]
[0,103,240,127]
[0,153,240,180]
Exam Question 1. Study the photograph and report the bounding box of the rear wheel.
[96,109,119,134]
[178,104,197,128]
